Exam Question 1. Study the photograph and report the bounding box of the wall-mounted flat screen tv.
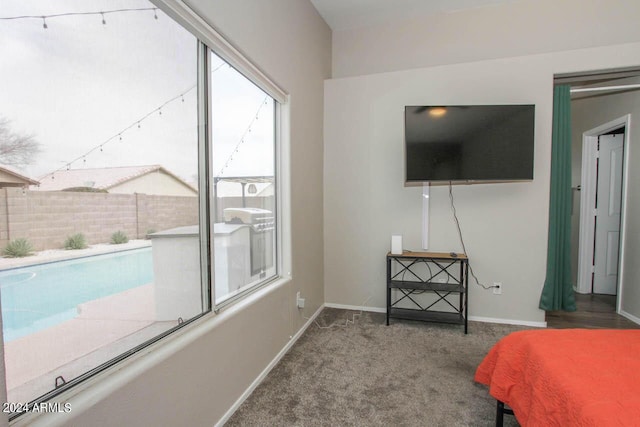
[405,105,535,183]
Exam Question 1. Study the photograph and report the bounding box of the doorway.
[551,67,640,325]
[576,116,630,313]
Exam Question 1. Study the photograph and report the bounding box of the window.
[210,51,277,306]
[0,0,282,417]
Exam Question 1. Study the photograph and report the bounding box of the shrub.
[64,233,87,250]
[3,238,33,258]
[111,231,129,244]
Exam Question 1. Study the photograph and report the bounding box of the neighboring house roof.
[0,164,39,188]
[33,165,196,194]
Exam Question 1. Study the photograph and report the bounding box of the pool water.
[0,248,153,342]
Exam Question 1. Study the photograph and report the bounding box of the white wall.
[324,43,640,325]
[325,59,551,324]
[7,0,331,426]
[332,0,640,78]
[325,0,640,325]
[570,80,640,318]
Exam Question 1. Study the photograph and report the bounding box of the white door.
[593,133,624,295]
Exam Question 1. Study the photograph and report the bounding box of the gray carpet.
[226,308,527,426]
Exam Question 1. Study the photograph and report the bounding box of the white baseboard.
[469,315,547,328]
[215,303,325,427]
[325,304,546,327]
[619,309,640,326]
[324,302,386,313]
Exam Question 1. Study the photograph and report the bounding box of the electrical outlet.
[296,291,305,309]
[493,282,502,295]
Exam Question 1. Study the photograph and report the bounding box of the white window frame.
[3,1,290,420]
[211,99,281,311]
[152,0,290,310]
[155,0,287,104]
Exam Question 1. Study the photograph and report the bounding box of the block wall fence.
[0,188,199,251]
[0,189,275,252]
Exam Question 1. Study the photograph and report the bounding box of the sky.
[0,0,275,184]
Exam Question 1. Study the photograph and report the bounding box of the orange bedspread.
[475,329,640,427]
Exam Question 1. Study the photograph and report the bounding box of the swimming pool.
[0,247,153,342]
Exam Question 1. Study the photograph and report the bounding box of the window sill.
[10,275,292,427]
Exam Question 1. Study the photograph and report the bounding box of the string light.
[41,61,228,177]
[0,8,160,29]
[216,95,269,176]
[43,84,195,176]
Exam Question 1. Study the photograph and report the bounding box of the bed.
[474,329,640,426]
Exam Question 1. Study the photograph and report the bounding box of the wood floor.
[545,293,639,329]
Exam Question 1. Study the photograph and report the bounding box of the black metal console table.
[386,251,468,334]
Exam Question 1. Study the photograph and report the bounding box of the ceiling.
[310,0,520,31]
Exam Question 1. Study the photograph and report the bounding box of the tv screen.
[404,105,535,183]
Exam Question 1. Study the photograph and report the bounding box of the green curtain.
[539,85,576,311]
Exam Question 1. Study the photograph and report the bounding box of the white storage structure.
[150,223,251,320]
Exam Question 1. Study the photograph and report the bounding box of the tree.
[0,117,41,167]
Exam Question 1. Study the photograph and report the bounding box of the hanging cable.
[448,182,496,290]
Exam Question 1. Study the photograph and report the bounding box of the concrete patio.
[0,241,176,403]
